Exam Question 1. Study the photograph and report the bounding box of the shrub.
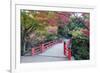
[71,37,89,60]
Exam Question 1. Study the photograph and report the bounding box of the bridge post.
[41,44,45,53]
[64,39,72,60]
[64,41,67,56]
[68,48,72,60]
[32,48,35,56]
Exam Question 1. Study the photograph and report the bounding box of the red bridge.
[31,39,72,60]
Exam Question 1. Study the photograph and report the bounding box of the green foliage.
[69,30,82,38]
[67,17,85,31]
[58,25,69,38]
[45,34,58,42]
[66,15,89,60]
[71,37,89,60]
[21,10,48,55]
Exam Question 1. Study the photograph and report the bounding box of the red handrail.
[31,39,62,56]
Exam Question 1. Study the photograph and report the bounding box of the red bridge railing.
[32,39,62,56]
[32,39,72,60]
[64,39,72,60]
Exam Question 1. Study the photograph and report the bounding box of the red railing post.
[64,42,67,56]
[41,44,45,53]
[64,39,72,60]
[32,48,35,56]
[68,48,72,60]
